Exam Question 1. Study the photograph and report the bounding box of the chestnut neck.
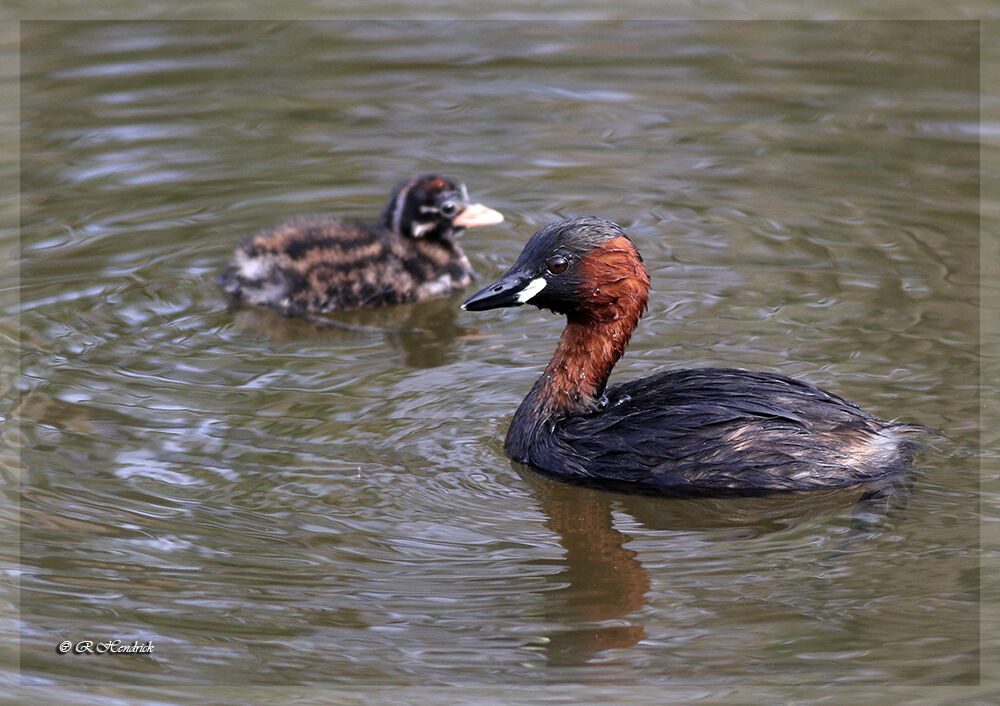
[535,317,637,417]
[527,237,650,418]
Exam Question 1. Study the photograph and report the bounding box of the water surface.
[11,20,984,698]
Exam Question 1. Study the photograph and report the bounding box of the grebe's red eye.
[546,255,568,275]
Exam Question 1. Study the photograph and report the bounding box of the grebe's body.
[463,217,921,495]
[220,175,502,315]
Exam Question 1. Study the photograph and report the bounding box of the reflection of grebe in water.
[464,217,924,495]
[521,465,910,667]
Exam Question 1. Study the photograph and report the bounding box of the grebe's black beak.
[462,270,541,311]
[463,268,550,311]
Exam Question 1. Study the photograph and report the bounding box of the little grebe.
[220,174,503,315]
[463,217,922,495]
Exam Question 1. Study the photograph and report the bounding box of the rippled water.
[11,20,986,699]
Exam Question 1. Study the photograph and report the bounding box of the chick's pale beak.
[453,203,504,229]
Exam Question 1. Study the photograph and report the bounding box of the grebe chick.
[220,174,503,315]
[463,217,923,495]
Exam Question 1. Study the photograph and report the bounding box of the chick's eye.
[439,201,458,218]
[546,255,568,275]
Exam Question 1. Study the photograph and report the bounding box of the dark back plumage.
[508,368,922,495]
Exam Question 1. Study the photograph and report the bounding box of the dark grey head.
[379,174,503,240]
[462,217,647,318]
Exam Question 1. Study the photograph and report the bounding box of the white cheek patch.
[235,250,273,280]
[516,277,547,303]
[411,221,435,238]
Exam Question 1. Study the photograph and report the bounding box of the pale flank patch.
[517,277,547,303]
[417,273,456,298]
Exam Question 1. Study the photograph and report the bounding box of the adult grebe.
[220,174,503,315]
[462,217,922,495]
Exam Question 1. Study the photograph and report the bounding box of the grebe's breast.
[511,368,920,495]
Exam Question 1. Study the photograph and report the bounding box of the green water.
[9,19,987,700]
